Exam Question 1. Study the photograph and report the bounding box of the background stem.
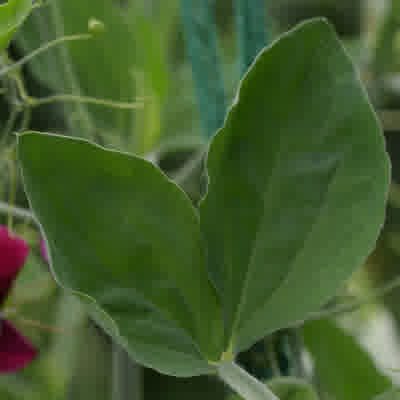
[112,343,142,400]
[180,0,226,139]
[235,0,270,74]
[112,343,123,400]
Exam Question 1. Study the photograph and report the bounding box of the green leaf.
[18,132,224,377]
[0,0,32,54]
[303,319,391,400]
[200,18,390,353]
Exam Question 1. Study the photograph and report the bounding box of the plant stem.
[7,149,17,231]
[30,94,144,110]
[0,201,35,222]
[0,34,92,77]
[112,343,123,400]
[180,0,226,138]
[217,360,279,400]
[112,343,141,400]
[235,0,270,75]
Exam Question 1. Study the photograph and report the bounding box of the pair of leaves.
[18,18,390,377]
[0,0,33,55]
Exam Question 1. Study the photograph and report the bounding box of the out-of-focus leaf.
[200,18,390,354]
[303,319,391,400]
[18,132,224,377]
[17,0,137,140]
[17,0,176,153]
[0,0,32,54]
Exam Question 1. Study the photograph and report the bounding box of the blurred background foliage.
[2,0,400,399]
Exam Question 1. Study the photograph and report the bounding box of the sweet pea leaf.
[0,0,32,54]
[303,319,391,400]
[200,18,390,353]
[18,132,224,377]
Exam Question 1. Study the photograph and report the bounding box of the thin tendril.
[0,200,36,222]
[0,34,93,78]
[30,94,145,110]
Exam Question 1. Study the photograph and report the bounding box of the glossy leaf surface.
[18,132,224,377]
[0,0,32,54]
[200,18,390,352]
[303,319,391,400]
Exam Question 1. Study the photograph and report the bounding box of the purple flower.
[0,226,36,373]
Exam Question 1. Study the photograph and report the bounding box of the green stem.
[30,94,144,110]
[235,0,269,75]
[112,343,141,400]
[112,343,123,400]
[217,360,279,400]
[0,201,35,222]
[180,0,226,138]
[7,149,17,231]
[0,34,92,77]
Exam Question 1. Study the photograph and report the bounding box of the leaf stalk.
[217,360,279,400]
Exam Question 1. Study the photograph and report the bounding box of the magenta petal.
[0,226,29,304]
[0,320,36,373]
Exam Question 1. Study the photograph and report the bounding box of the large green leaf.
[18,132,224,377]
[0,0,32,54]
[200,18,390,353]
[303,319,391,400]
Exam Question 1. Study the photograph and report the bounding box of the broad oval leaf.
[0,0,32,54]
[18,132,224,377]
[200,18,390,353]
